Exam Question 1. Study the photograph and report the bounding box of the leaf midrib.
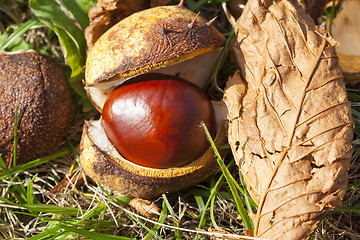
[253,18,328,237]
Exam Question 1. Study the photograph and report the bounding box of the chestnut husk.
[0,51,73,165]
[80,4,227,198]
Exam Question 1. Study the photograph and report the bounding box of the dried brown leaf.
[223,0,354,239]
[196,228,253,239]
[223,0,329,27]
[128,198,161,220]
[49,171,87,193]
[84,0,169,51]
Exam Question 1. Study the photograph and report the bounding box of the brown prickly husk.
[84,0,170,51]
[0,51,73,165]
[223,0,353,238]
[85,5,226,88]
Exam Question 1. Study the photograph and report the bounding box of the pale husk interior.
[331,0,360,73]
[86,48,222,112]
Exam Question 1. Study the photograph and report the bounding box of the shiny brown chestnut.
[102,73,216,169]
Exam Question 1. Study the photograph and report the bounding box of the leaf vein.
[296,101,351,129]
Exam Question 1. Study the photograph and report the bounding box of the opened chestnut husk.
[80,4,227,198]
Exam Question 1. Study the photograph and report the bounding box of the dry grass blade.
[223,0,354,239]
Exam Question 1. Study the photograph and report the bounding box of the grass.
[0,0,360,239]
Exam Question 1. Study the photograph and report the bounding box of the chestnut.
[80,4,227,199]
[102,73,216,169]
[0,51,73,165]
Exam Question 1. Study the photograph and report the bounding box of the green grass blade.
[210,193,219,229]
[12,104,19,167]
[125,211,163,240]
[192,190,206,217]
[24,204,81,216]
[161,194,175,216]
[195,174,225,240]
[29,0,88,100]
[65,136,80,159]
[83,219,124,229]
[351,108,360,119]
[60,224,136,239]
[0,18,42,51]
[327,0,337,35]
[197,162,239,237]
[99,184,133,207]
[113,195,134,205]
[185,0,208,11]
[8,184,27,205]
[227,172,257,210]
[28,221,78,240]
[1,104,31,205]
[143,199,168,240]
[212,29,235,93]
[211,161,257,210]
[0,150,70,181]
[0,196,21,206]
[27,174,38,205]
[348,182,360,190]
[161,194,181,239]
[38,20,87,99]
[45,231,74,240]
[202,122,253,230]
[27,222,63,240]
[58,0,96,29]
[331,206,360,214]
[239,173,256,214]
[0,154,7,170]
[29,0,85,52]
[348,91,360,101]
[77,202,106,225]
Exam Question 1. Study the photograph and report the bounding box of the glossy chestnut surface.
[101,73,216,169]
